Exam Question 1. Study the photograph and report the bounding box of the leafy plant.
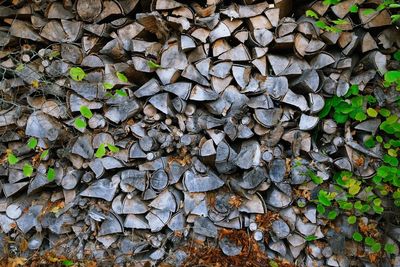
[23,163,33,177]
[79,106,93,119]
[95,144,106,158]
[27,137,38,149]
[8,153,19,165]
[147,60,161,69]
[69,67,86,81]
[74,118,87,129]
[95,143,120,158]
[47,168,56,181]
[116,72,128,83]
[40,150,49,160]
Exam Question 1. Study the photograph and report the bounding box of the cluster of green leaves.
[7,137,54,181]
[95,143,119,158]
[74,105,93,129]
[319,85,377,124]
[306,10,346,33]
[103,72,129,98]
[361,0,400,23]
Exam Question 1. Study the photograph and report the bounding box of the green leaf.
[365,237,375,246]
[318,98,332,118]
[384,243,396,254]
[79,106,93,119]
[107,144,120,153]
[69,67,86,81]
[389,3,400,8]
[318,190,332,206]
[147,60,161,69]
[315,20,327,29]
[74,118,87,129]
[116,72,128,83]
[347,215,357,224]
[333,112,348,123]
[47,167,56,181]
[16,63,25,72]
[383,154,398,167]
[327,210,338,220]
[103,82,114,89]
[354,112,367,122]
[115,89,128,97]
[332,19,348,25]
[363,8,376,15]
[364,137,375,148]
[367,108,378,117]
[306,10,319,19]
[317,204,325,214]
[371,243,381,252]
[8,153,19,165]
[40,150,49,160]
[27,137,38,149]
[392,14,400,23]
[23,163,33,177]
[349,4,358,13]
[62,260,74,267]
[353,232,363,242]
[384,70,400,83]
[305,235,318,241]
[376,135,383,143]
[95,144,107,158]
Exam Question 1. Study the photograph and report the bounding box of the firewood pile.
[0,0,399,266]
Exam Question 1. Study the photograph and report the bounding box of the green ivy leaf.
[349,4,358,13]
[384,70,400,83]
[318,98,332,118]
[392,14,400,23]
[333,112,348,123]
[69,67,86,81]
[306,10,319,19]
[371,243,381,252]
[147,60,161,69]
[115,89,128,97]
[47,167,56,181]
[8,153,19,165]
[95,144,107,158]
[365,237,375,246]
[103,82,114,89]
[383,154,399,167]
[353,232,363,242]
[80,106,93,119]
[116,72,128,83]
[332,19,348,25]
[384,243,396,254]
[366,108,378,117]
[107,144,120,153]
[354,112,367,122]
[40,150,49,160]
[315,20,328,29]
[347,215,357,224]
[327,210,338,220]
[318,190,332,206]
[27,137,38,149]
[23,163,33,177]
[364,137,375,148]
[317,204,325,214]
[305,235,318,241]
[74,118,87,129]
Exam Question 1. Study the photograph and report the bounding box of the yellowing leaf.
[31,80,40,88]
[349,184,361,195]
[69,67,86,81]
